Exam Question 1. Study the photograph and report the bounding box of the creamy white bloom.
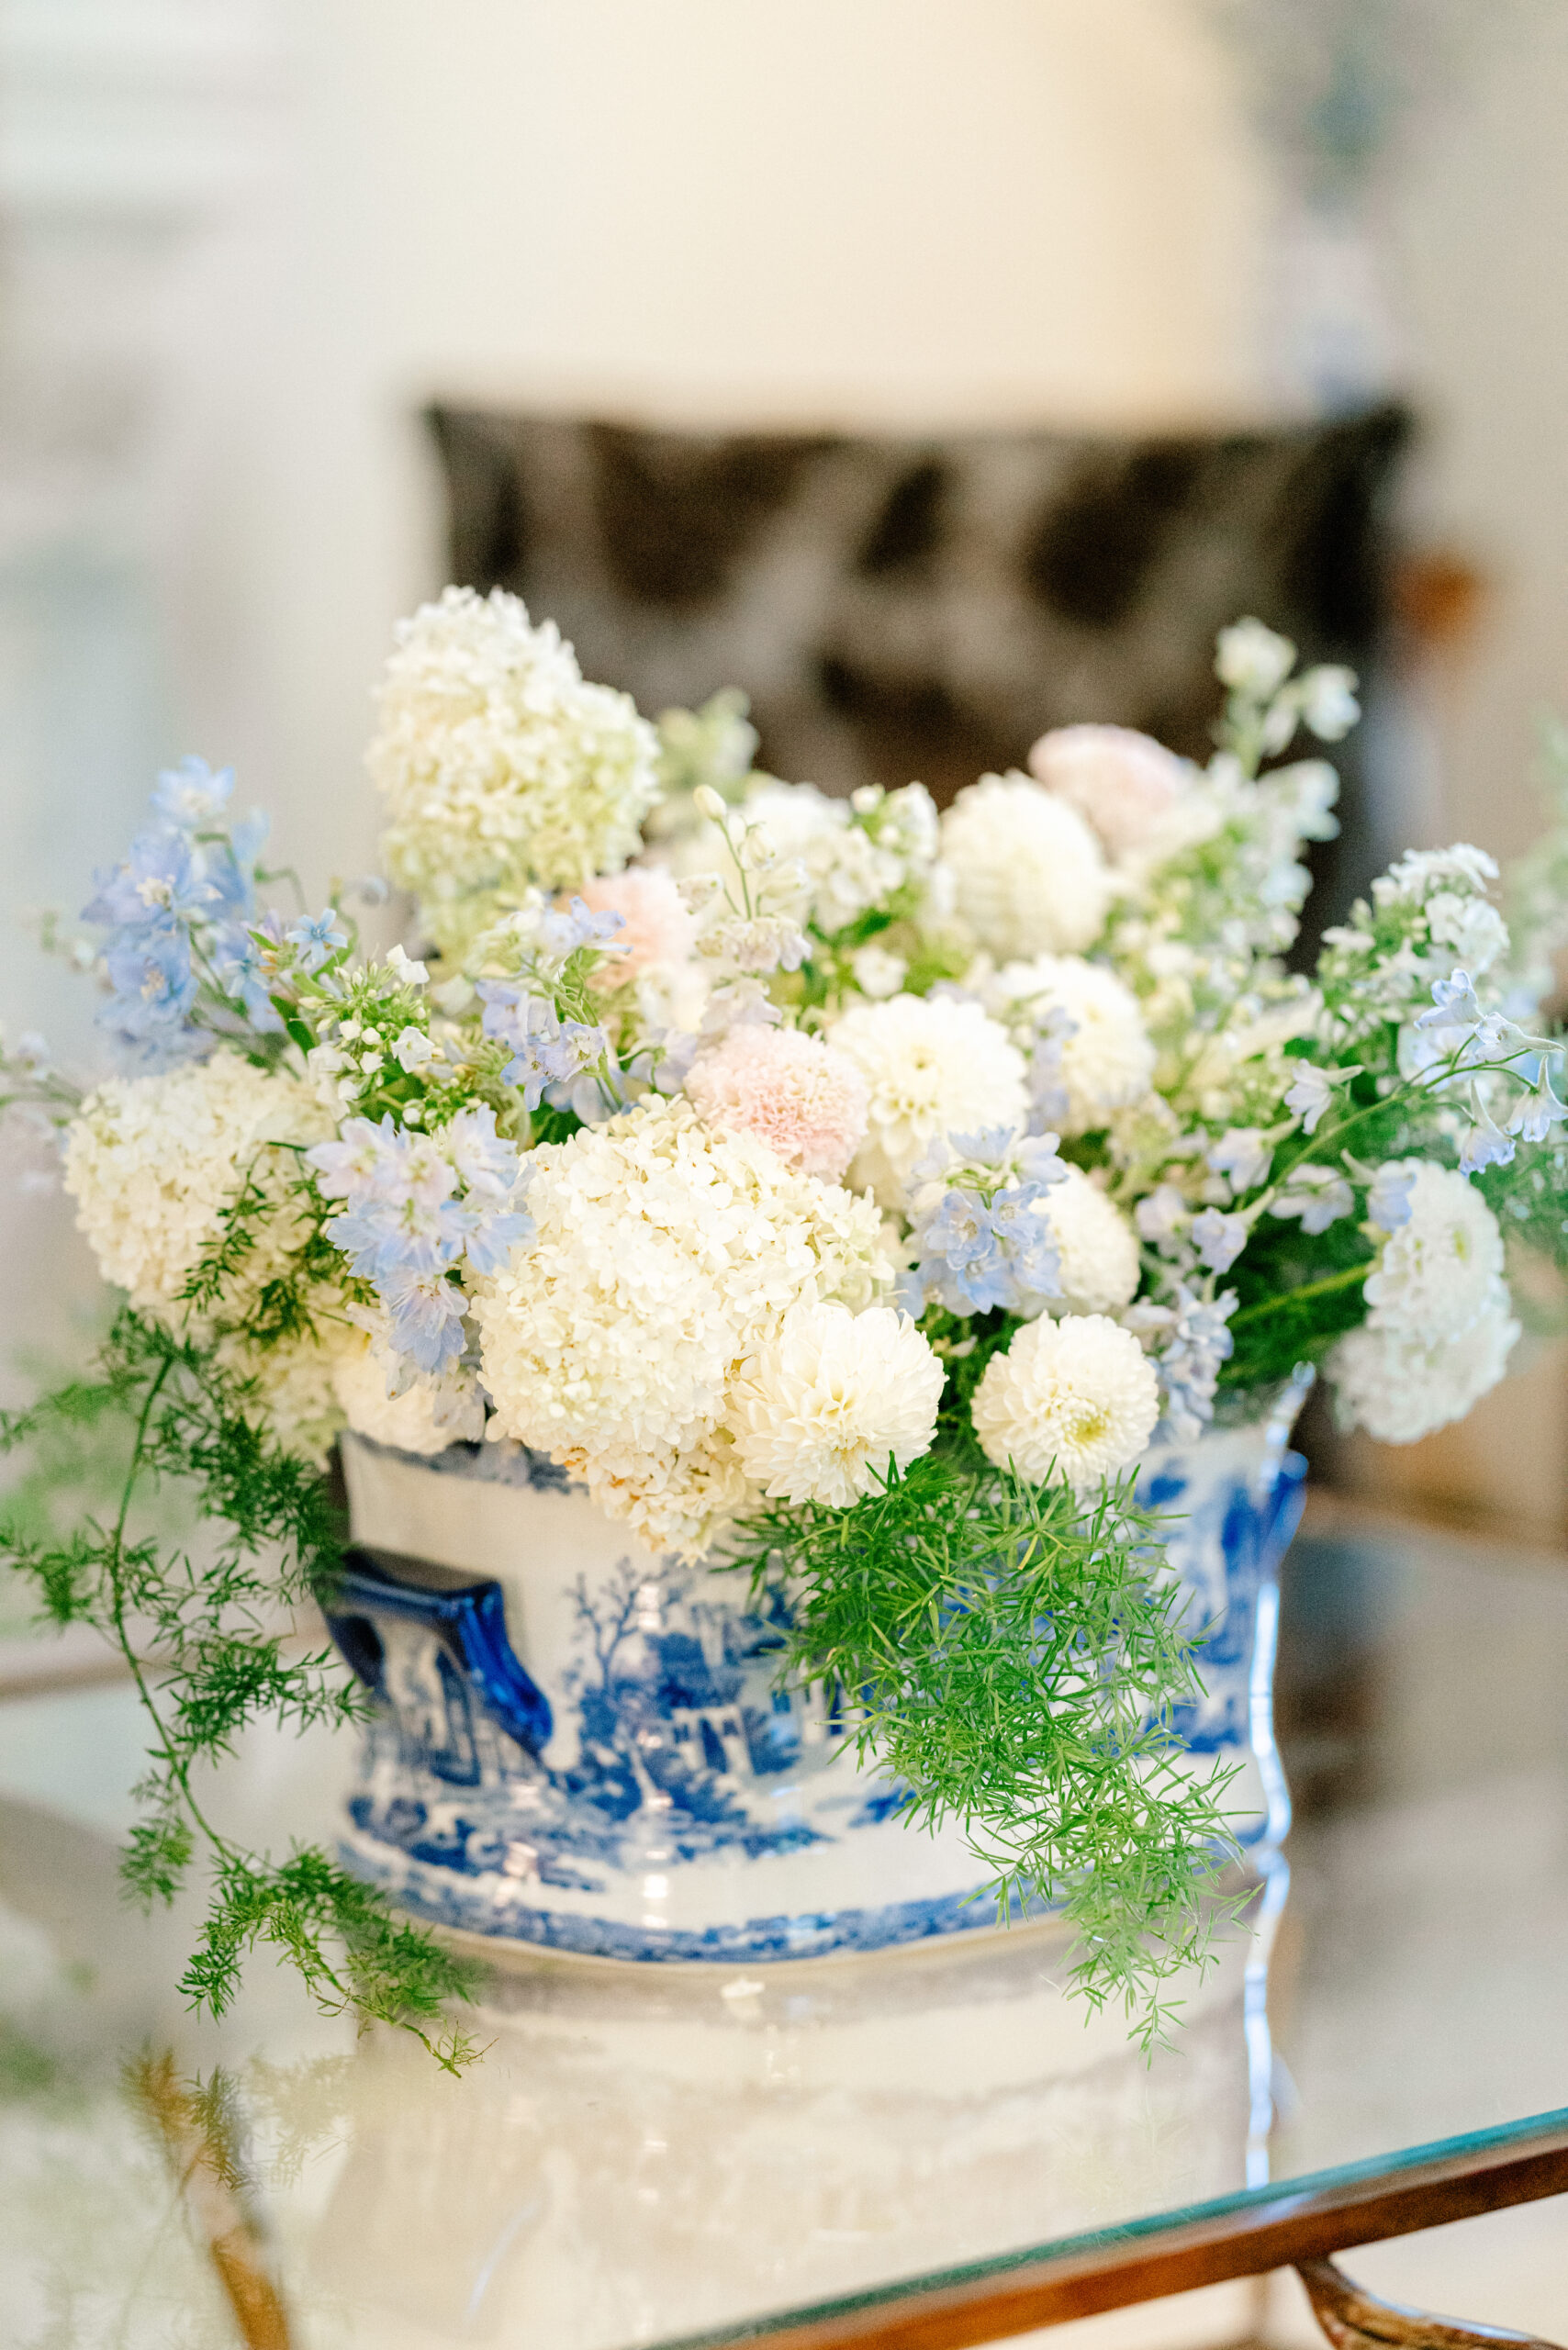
[368,587,660,957]
[988,953,1155,1134]
[970,1313,1159,1489]
[1030,1167,1141,1316]
[333,1333,485,1456]
[1215,618,1295,699]
[473,1098,890,1553]
[828,992,1028,1207]
[1027,724,1190,859]
[731,1301,943,1507]
[940,773,1110,958]
[62,1055,328,1314]
[1362,1162,1506,1344]
[1328,1285,1518,1446]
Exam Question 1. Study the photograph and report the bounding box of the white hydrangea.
[828,992,1028,1208]
[987,954,1156,1135]
[62,1054,329,1315]
[472,1098,891,1553]
[1362,1162,1506,1345]
[333,1333,485,1457]
[1328,1287,1519,1446]
[368,587,660,957]
[970,1313,1159,1490]
[730,1301,943,1508]
[940,772,1110,958]
[1032,1167,1141,1316]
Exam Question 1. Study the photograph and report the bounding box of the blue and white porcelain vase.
[326,1377,1309,1965]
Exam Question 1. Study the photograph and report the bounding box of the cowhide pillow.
[426,402,1410,928]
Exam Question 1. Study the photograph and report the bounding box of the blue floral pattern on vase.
[328,1397,1308,1964]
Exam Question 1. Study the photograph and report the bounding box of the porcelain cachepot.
[325,1377,1308,1964]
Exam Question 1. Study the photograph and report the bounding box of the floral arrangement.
[5,586,1565,2059]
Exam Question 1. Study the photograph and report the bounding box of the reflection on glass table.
[1,1499,1566,2350]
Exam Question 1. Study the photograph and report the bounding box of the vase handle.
[322,1547,554,1761]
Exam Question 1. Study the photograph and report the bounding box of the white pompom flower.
[731,1301,944,1508]
[1031,1167,1141,1316]
[1027,724,1191,860]
[971,1313,1159,1490]
[939,772,1110,958]
[989,953,1155,1134]
[1328,1286,1518,1447]
[1361,1161,1506,1345]
[828,992,1027,1208]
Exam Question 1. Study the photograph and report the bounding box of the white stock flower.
[1215,618,1295,699]
[1361,1161,1506,1345]
[472,1098,890,1554]
[1027,724,1190,859]
[62,1055,328,1315]
[1328,1287,1518,1446]
[333,1332,485,1456]
[368,587,659,957]
[828,992,1028,1207]
[970,1313,1159,1490]
[731,1301,943,1507]
[989,954,1155,1134]
[1425,890,1509,976]
[940,773,1110,958]
[1031,1167,1141,1315]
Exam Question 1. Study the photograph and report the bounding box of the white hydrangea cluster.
[62,1054,353,1461]
[368,587,660,958]
[970,1314,1160,1489]
[63,1056,329,1315]
[473,1098,892,1552]
[1328,1162,1517,1445]
[828,992,1028,1207]
[730,1300,944,1508]
[985,954,1156,1135]
[1033,1166,1141,1316]
[940,773,1110,958]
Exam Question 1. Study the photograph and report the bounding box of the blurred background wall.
[4,0,1567,1528]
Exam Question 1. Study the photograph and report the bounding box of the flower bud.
[692,785,729,824]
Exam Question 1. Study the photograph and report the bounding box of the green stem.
[103,1354,239,1868]
[1228,1259,1372,1330]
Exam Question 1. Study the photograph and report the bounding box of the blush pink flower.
[686,1024,868,1181]
[578,867,698,986]
[1027,724,1190,860]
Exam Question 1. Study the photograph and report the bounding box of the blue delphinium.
[477,983,613,1113]
[307,1108,531,1374]
[905,1128,1067,1316]
[83,755,279,1065]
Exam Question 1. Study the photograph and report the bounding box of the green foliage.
[0,1309,477,2068]
[726,1454,1244,2053]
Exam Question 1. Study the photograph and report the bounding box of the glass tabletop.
[2,1498,1567,2350]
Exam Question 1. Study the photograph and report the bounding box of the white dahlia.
[939,772,1110,959]
[1032,1167,1141,1316]
[1328,1287,1519,1447]
[472,1097,890,1553]
[970,1313,1159,1490]
[989,954,1155,1134]
[1027,724,1190,859]
[731,1301,943,1508]
[368,587,660,958]
[333,1334,485,1457]
[828,993,1027,1208]
[1362,1162,1506,1344]
[62,1054,329,1316]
